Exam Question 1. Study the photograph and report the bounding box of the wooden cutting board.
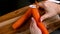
[0,15,60,34]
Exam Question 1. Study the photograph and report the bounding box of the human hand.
[38,1,59,21]
[30,18,42,34]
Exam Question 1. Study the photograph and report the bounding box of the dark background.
[0,0,30,16]
[0,0,42,16]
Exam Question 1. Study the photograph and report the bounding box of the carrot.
[12,8,31,29]
[31,5,49,34]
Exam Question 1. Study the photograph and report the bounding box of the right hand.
[38,1,60,21]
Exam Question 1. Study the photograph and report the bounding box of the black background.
[0,0,42,16]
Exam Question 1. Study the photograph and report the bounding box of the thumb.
[30,17,42,34]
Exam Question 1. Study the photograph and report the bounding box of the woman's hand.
[30,18,42,34]
[39,1,60,21]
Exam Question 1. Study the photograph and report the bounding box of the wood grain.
[0,6,29,22]
[0,15,60,34]
[0,16,31,34]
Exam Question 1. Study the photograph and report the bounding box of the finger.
[30,17,36,34]
[30,18,42,34]
[31,17,37,27]
[30,17,37,29]
[31,17,36,23]
[41,12,57,21]
[31,17,42,30]
[30,17,35,29]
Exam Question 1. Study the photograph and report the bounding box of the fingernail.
[31,17,34,22]
[41,19,43,22]
[31,17,34,21]
[40,18,43,22]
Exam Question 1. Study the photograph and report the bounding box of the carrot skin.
[12,8,31,29]
[31,8,49,34]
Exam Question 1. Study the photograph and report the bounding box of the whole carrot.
[12,8,31,29]
[31,5,49,34]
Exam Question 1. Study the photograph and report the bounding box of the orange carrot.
[12,8,31,29]
[31,5,49,34]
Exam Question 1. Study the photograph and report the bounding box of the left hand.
[30,18,42,34]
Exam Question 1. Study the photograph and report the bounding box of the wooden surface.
[0,15,60,34]
[0,16,31,34]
